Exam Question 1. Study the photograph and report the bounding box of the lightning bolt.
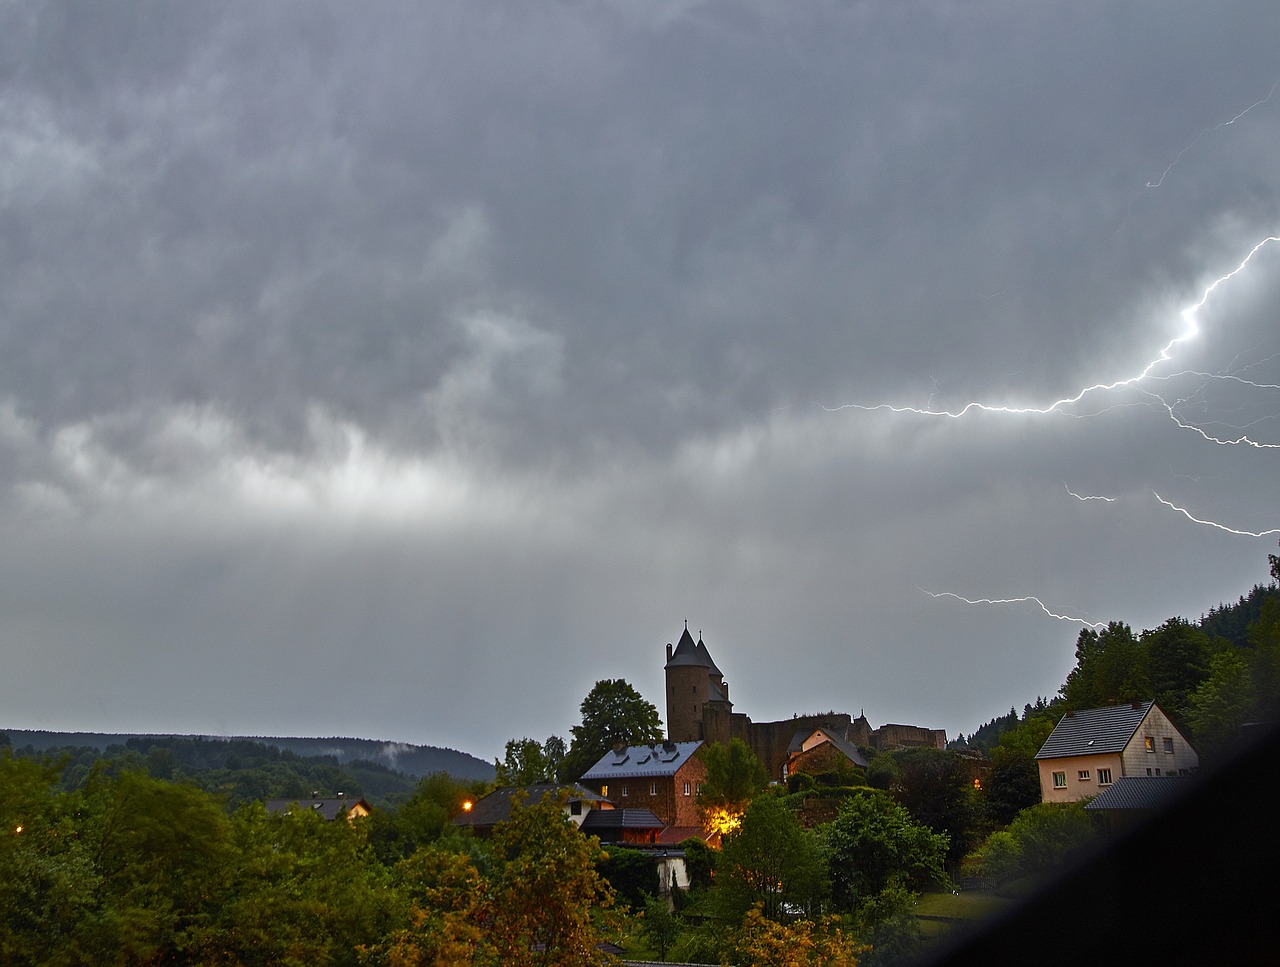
[1065,484,1116,502]
[1146,81,1279,189]
[920,589,1106,629]
[826,234,1280,422]
[1152,492,1280,538]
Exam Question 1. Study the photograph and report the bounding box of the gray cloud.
[0,1,1277,755]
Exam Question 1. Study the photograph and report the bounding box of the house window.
[683,781,691,796]
[1052,771,1067,789]
[1098,768,1113,785]
[650,782,657,796]
[601,784,608,798]
[1078,770,1091,781]
[622,784,629,797]
[570,801,582,816]
[1144,736,1155,752]
[1163,737,1174,753]
[1146,768,1153,776]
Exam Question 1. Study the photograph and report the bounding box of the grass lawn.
[914,888,1019,940]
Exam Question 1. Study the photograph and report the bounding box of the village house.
[451,783,611,838]
[1035,701,1199,803]
[578,740,706,833]
[783,726,869,780]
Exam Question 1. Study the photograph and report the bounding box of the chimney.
[666,643,673,662]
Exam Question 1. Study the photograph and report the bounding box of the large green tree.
[1142,617,1211,725]
[713,794,826,923]
[824,789,949,913]
[696,738,768,834]
[560,679,663,782]
[495,736,566,786]
[1060,621,1150,709]
[888,748,983,865]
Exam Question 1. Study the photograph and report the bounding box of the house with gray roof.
[579,740,706,829]
[1035,701,1198,803]
[784,726,869,781]
[452,783,610,837]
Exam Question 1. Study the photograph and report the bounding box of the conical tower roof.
[665,626,706,668]
[694,634,722,677]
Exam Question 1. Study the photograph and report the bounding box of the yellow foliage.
[727,905,868,967]
[704,806,742,837]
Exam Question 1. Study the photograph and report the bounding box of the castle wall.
[871,724,946,750]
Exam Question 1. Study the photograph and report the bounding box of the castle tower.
[665,625,732,744]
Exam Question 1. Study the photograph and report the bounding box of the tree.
[1002,801,1095,872]
[825,789,949,913]
[561,679,663,782]
[481,790,619,965]
[888,748,983,865]
[1061,621,1149,710]
[376,790,618,966]
[1186,650,1254,761]
[639,893,682,961]
[696,738,768,835]
[984,714,1056,826]
[713,794,826,923]
[367,771,474,863]
[724,906,866,967]
[1142,618,1210,725]
[495,735,565,786]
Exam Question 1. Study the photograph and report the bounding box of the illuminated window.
[1098,768,1113,785]
[1144,736,1155,752]
[1052,771,1067,789]
[601,784,608,798]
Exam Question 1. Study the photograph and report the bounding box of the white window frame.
[1052,771,1067,789]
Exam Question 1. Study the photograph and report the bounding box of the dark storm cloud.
[0,1,1277,753]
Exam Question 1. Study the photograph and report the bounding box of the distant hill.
[0,730,495,782]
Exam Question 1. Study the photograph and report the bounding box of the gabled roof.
[580,741,703,781]
[453,783,606,828]
[580,807,666,832]
[1084,776,1189,812]
[787,727,869,768]
[1036,701,1155,759]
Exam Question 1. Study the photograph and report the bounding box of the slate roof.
[787,727,869,768]
[1084,776,1190,812]
[579,807,666,832]
[694,636,723,677]
[580,741,703,780]
[453,783,606,828]
[1036,701,1155,760]
[665,627,708,668]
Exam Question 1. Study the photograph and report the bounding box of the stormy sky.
[2,1,1277,760]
